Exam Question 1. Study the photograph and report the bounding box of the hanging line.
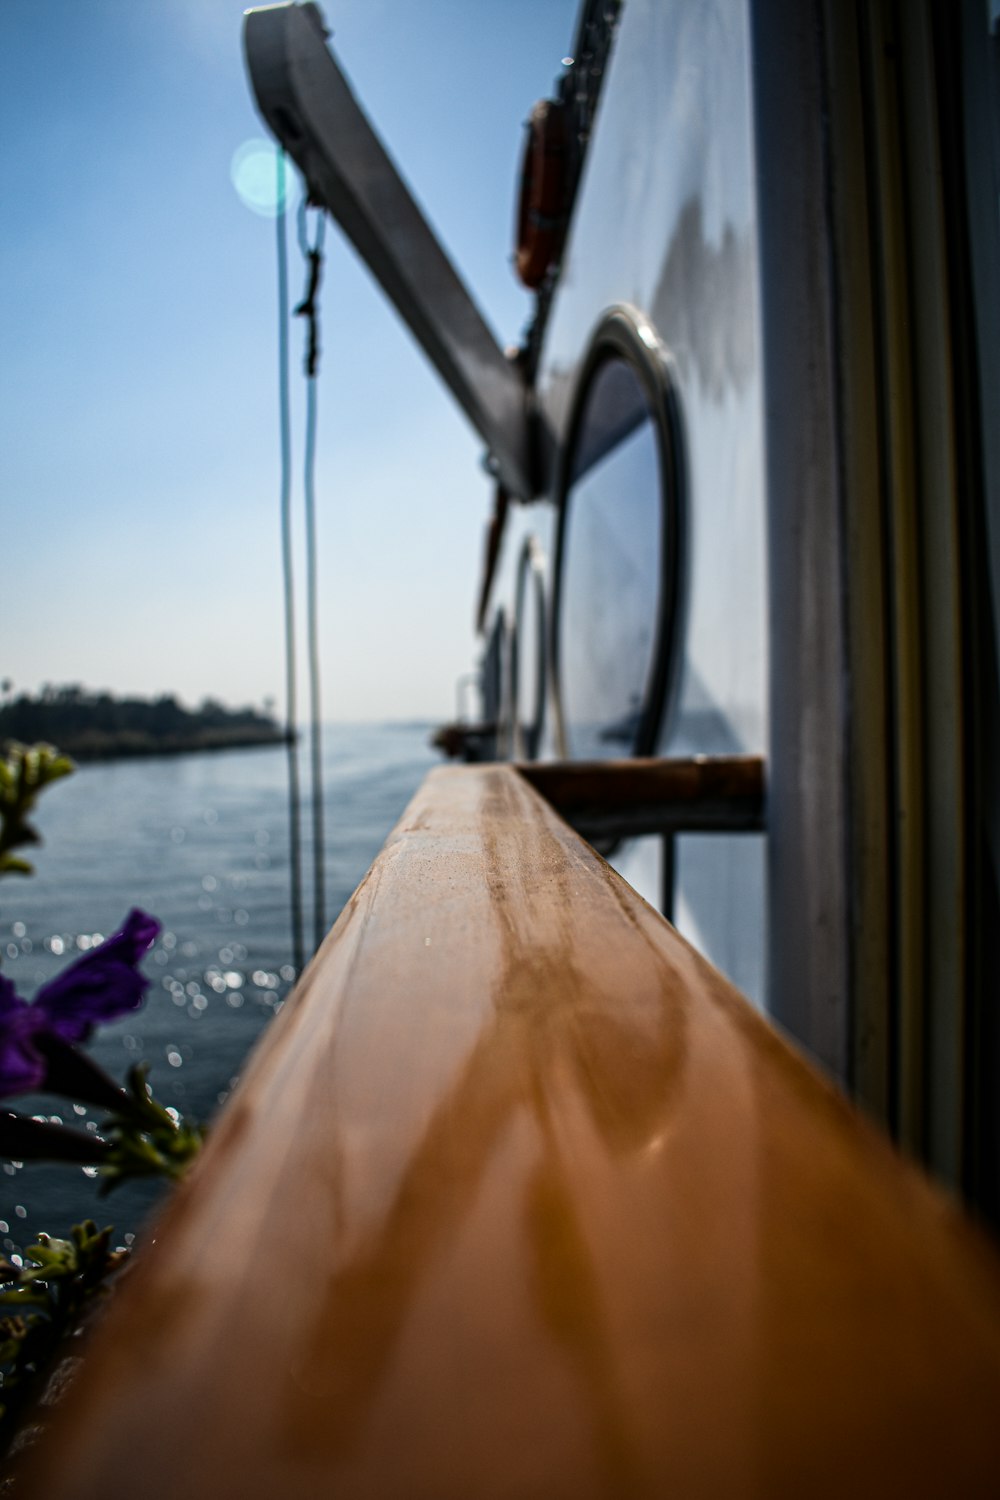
[276,150,306,975]
[295,196,327,954]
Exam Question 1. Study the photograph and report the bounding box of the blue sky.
[2,0,577,720]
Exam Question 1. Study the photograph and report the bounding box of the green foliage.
[0,743,74,879]
[0,735,208,1458]
[0,1064,205,1188]
[0,1075,205,1458]
[98,1064,205,1193]
[0,1221,127,1452]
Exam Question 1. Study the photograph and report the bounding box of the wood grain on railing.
[20,764,1000,1498]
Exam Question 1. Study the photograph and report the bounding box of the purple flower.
[0,909,160,1100]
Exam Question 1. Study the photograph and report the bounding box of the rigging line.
[277,149,305,975]
[296,197,327,952]
[302,377,326,953]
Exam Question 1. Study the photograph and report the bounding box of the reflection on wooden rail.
[20,764,1000,1498]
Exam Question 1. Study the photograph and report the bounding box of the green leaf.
[0,741,75,883]
[41,756,74,784]
[0,854,33,875]
[21,1240,76,1282]
[0,1287,49,1308]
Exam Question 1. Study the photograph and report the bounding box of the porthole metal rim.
[550,304,687,781]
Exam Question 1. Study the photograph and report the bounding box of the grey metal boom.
[244,2,533,500]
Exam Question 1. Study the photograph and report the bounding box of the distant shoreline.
[0,688,291,765]
[33,727,294,764]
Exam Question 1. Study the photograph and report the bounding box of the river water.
[0,723,438,1259]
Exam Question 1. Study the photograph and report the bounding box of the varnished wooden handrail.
[19,764,1000,1498]
[518,753,766,839]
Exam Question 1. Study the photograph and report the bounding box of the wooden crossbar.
[518,754,766,840]
[19,765,1000,1498]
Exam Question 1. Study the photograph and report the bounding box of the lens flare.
[230,138,297,217]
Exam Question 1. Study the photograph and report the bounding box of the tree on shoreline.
[0,687,286,762]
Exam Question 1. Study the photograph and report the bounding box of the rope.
[276,151,306,975]
[295,198,327,953]
[294,209,325,377]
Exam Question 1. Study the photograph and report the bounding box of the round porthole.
[552,307,685,762]
[511,538,547,760]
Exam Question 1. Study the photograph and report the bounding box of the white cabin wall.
[500,0,769,1003]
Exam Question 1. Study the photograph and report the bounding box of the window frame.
[550,305,686,762]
